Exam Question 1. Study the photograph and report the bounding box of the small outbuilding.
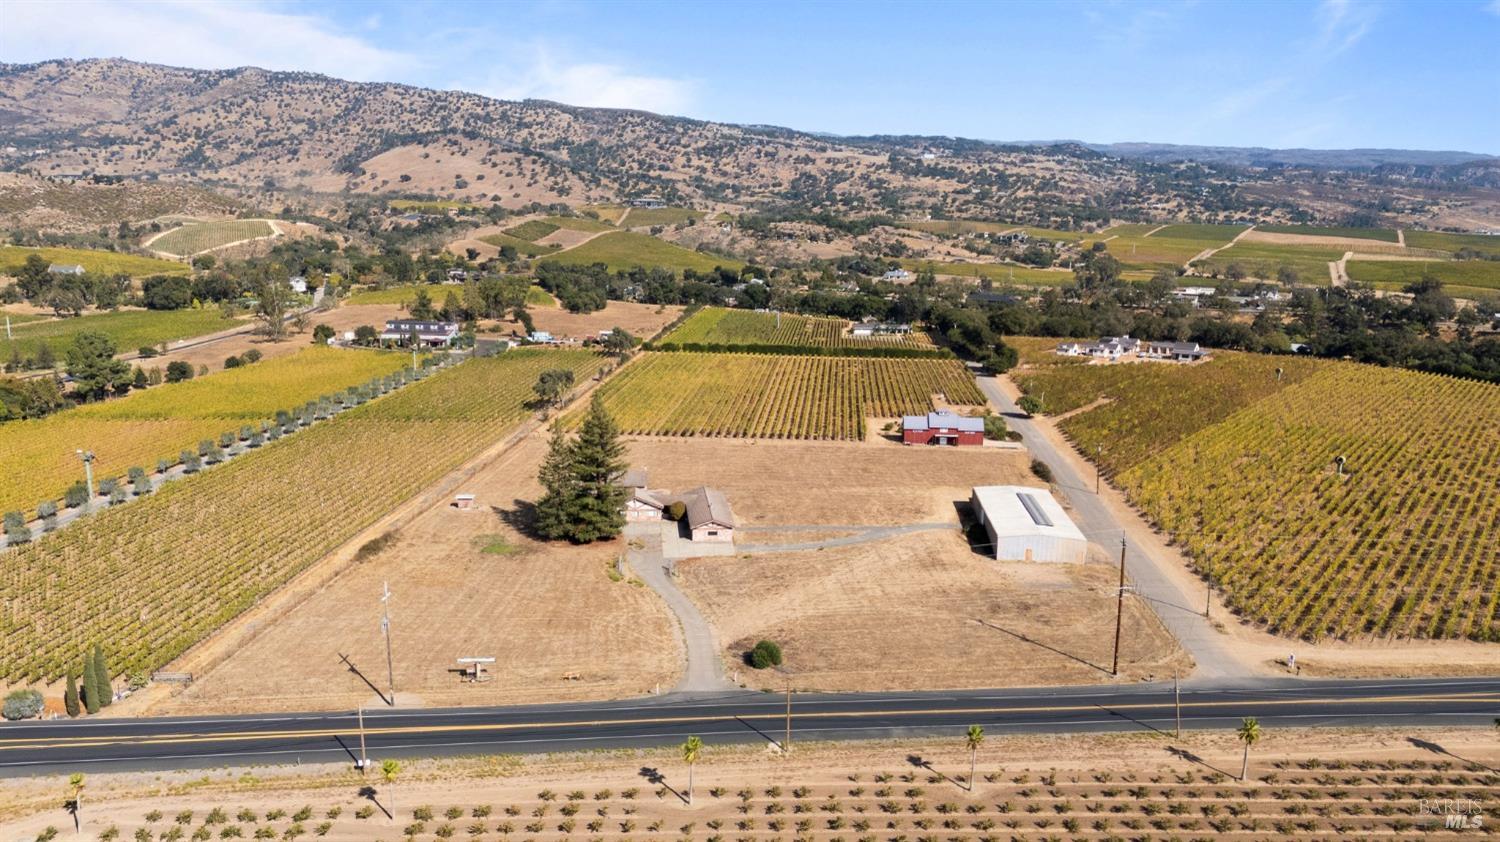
[678,486,736,543]
[970,485,1086,563]
[902,410,985,446]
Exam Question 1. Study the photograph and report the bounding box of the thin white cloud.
[1315,0,1377,56]
[1489,0,1500,16]
[0,0,414,81]
[469,47,695,114]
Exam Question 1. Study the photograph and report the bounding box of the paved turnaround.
[1,678,1496,775]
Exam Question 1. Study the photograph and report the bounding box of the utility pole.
[1095,444,1102,494]
[784,680,792,755]
[1112,538,1126,676]
[75,450,96,512]
[380,582,395,705]
[1205,576,1213,618]
[1174,670,1182,739]
[357,705,368,771]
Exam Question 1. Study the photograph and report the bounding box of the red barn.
[901,411,985,446]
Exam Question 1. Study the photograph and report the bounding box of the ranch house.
[850,320,913,337]
[1140,340,1209,362]
[901,410,985,446]
[380,318,459,348]
[614,469,737,541]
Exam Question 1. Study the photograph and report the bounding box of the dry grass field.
[153,429,682,714]
[683,531,1188,691]
[490,300,684,340]
[624,437,1188,690]
[6,728,1492,838]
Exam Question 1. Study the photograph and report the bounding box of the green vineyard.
[0,349,605,682]
[658,306,934,350]
[1017,354,1500,642]
[587,352,984,440]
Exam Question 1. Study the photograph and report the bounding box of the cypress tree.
[93,645,112,708]
[81,655,100,715]
[64,673,80,718]
[533,423,579,541]
[567,396,628,543]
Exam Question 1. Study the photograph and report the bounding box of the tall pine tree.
[533,423,579,541]
[568,396,628,543]
[81,654,100,715]
[64,672,80,718]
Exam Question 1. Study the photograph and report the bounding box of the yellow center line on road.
[1,693,1495,753]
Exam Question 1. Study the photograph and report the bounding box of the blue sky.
[4,0,1498,153]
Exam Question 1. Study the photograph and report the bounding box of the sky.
[2,0,1498,153]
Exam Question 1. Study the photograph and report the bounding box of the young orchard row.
[2,348,411,517]
[0,349,604,682]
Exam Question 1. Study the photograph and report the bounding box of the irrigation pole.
[1112,538,1126,676]
[380,582,396,705]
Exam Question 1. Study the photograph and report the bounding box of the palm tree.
[1236,717,1262,781]
[963,726,984,791]
[380,758,401,822]
[681,736,703,805]
[68,773,85,835]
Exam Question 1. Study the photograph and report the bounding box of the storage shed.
[970,485,1086,563]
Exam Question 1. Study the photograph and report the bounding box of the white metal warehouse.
[970,485,1087,563]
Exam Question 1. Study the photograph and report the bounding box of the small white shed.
[970,485,1086,563]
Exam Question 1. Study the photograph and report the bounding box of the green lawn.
[620,207,704,228]
[540,231,742,275]
[1255,225,1399,243]
[389,199,480,211]
[503,220,561,242]
[1192,241,1345,284]
[1346,259,1500,292]
[1150,224,1250,242]
[526,285,557,307]
[0,308,45,326]
[545,215,618,233]
[1,308,242,361]
[1403,231,1500,255]
[478,231,562,257]
[899,259,1074,285]
[0,245,188,277]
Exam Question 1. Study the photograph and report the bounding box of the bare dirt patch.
[149,428,681,715]
[489,301,684,341]
[683,530,1188,691]
[1239,229,1406,250]
[622,437,1032,526]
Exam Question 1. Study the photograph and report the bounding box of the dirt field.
[623,437,1188,689]
[5,728,1493,836]
[137,303,403,373]
[488,301,684,342]
[149,427,682,715]
[683,530,1187,691]
[1238,229,1408,250]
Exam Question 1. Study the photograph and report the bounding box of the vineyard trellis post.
[1112,538,1126,676]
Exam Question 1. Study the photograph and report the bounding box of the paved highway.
[1,678,1496,775]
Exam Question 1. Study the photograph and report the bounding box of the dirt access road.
[979,374,1254,681]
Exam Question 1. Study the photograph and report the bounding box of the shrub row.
[645,341,955,359]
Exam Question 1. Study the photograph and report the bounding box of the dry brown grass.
[490,301,684,341]
[684,531,1188,691]
[625,437,1187,690]
[136,304,404,372]
[152,429,681,714]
